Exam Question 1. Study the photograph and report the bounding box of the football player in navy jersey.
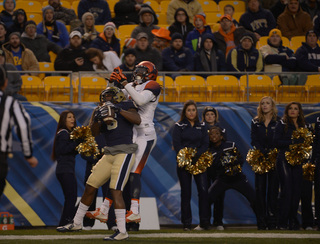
[89,61,161,231]
[250,96,279,230]
[57,87,141,241]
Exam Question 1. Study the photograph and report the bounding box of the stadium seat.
[77,76,107,102]
[71,0,80,15]
[290,36,305,52]
[159,0,170,13]
[232,12,243,22]
[145,0,160,12]
[211,23,221,32]
[49,51,57,63]
[199,0,219,12]
[43,76,75,102]
[26,13,42,24]
[258,36,290,49]
[20,76,45,101]
[38,62,54,80]
[206,12,222,24]
[95,25,104,33]
[118,25,138,39]
[156,13,168,25]
[157,75,177,102]
[15,1,42,14]
[305,74,320,102]
[218,0,246,12]
[240,75,276,102]
[276,85,306,103]
[206,75,241,102]
[175,75,207,102]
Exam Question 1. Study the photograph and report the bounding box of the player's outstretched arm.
[120,108,141,125]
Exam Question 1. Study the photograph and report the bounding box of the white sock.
[74,202,89,226]
[100,197,112,215]
[115,209,126,233]
[130,199,139,214]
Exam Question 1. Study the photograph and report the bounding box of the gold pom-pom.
[221,148,242,176]
[71,126,100,158]
[285,128,313,166]
[302,162,316,181]
[177,147,197,168]
[246,148,278,174]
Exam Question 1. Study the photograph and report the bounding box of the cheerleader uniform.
[314,117,320,230]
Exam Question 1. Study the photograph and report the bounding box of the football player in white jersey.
[86,61,161,229]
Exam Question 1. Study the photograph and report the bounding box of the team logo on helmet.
[100,87,125,103]
[133,61,158,84]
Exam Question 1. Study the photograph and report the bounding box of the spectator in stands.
[185,13,212,54]
[194,33,226,76]
[112,0,158,27]
[162,32,193,78]
[168,8,194,43]
[295,30,320,73]
[0,0,16,27]
[21,20,62,62]
[213,14,254,58]
[277,0,313,39]
[77,0,111,25]
[7,9,27,36]
[134,32,162,70]
[301,0,320,19]
[226,32,263,77]
[0,22,8,47]
[167,0,203,26]
[120,37,136,61]
[48,0,79,27]
[131,7,160,44]
[259,29,296,76]
[119,48,137,82]
[222,4,239,27]
[37,5,70,48]
[270,0,288,21]
[54,31,94,74]
[90,22,120,57]
[151,27,171,53]
[3,32,39,76]
[75,12,99,49]
[85,47,121,79]
[0,48,26,101]
[239,0,276,40]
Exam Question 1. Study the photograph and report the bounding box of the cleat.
[56,222,82,232]
[216,225,224,231]
[193,225,204,231]
[104,230,128,241]
[125,210,141,223]
[86,208,108,223]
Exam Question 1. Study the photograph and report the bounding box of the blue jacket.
[0,10,14,27]
[239,6,276,37]
[172,119,209,160]
[226,45,264,75]
[90,35,120,57]
[251,117,279,155]
[263,40,296,71]
[36,21,69,48]
[295,42,320,72]
[55,129,80,174]
[77,0,111,25]
[162,46,194,71]
[185,25,212,54]
[194,33,226,73]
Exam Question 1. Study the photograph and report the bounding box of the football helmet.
[132,61,158,84]
[100,87,125,104]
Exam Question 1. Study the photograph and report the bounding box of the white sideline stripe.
[1,233,320,240]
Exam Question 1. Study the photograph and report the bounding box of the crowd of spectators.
[0,0,320,96]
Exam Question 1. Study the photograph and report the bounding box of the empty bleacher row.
[17,71,320,103]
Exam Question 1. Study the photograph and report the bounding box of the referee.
[0,65,38,198]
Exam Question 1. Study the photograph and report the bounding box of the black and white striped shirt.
[0,91,33,157]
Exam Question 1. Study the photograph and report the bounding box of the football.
[100,104,116,125]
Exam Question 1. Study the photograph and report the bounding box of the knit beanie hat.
[3,0,16,9]
[124,48,137,57]
[202,106,218,119]
[42,5,54,19]
[171,32,183,42]
[124,38,137,48]
[81,12,95,24]
[305,29,318,39]
[269,28,282,38]
[9,32,20,39]
[104,22,116,32]
[194,13,206,25]
[240,32,254,44]
[24,20,37,31]
[138,7,154,16]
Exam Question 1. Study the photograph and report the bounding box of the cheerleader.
[250,96,279,230]
[207,126,257,224]
[172,100,210,231]
[274,102,307,230]
[202,106,225,230]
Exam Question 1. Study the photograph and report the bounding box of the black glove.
[98,103,112,119]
